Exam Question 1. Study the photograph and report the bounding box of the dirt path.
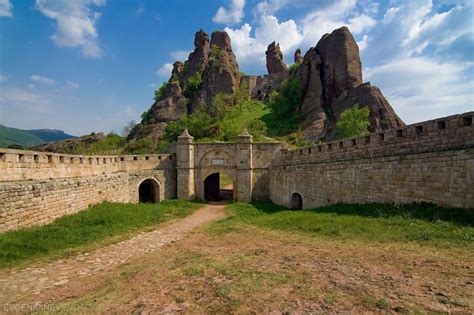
[0,203,226,305]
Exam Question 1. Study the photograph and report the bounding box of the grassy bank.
[0,200,202,268]
[210,202,474,247]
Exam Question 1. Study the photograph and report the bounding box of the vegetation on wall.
[336,104,370,139]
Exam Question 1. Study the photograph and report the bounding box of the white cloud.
[0,87,52,114]
[225,15,302,70]
[301,0,376,46]
[155,63,173,79]
[225,0,378,71]
[30,74,56,86]
[135,2,144,16]
[357,34,369,51]
[361,1,473,66]
[35,0,106,58]
[253,0,290,16]
[213,0,245,24]
[0,73,7,82]
[66,81,80,89]
[170,50,190,61]
[364,57,474,123]
[0,0,13,17]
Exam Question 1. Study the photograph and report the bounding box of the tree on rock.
[336,104,370,139]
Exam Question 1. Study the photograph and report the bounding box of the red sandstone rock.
[294,49,303,64]
[266,41,288,74]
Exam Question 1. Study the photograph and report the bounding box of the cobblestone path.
[0,204,226,304]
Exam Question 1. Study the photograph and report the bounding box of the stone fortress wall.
[0,150,176,232]
[269,112,474,209]
[0,112,472,233]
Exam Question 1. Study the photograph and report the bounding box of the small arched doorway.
[204,172,234,202]
[139,179,159,203]
[291,193,303,210]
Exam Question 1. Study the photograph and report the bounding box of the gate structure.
[176,129,283,202]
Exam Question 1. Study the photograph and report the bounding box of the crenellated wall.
[0,150,176,233]
[269,112,474,209]
[0,149,174,181]
[1,112,472,233]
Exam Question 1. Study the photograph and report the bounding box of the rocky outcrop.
[202,31,241,104]
[127,26,404,145]
[181,29,209,82]
[171,61,183,78]
[32,132,106,153]
[333,83,405,131]
[266,42,288,74]
[129,29,241,142]
[296,48,326,139]
[294,49,303,64]
[296,26,404,141]
[315,27,362,107]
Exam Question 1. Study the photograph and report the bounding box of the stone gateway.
[0,112,473,233]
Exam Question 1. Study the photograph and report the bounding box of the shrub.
[268,77,302,118]
[154,82,168,101]
[185,72,203,97]
[7,143,23,150]
[336,104,370,139]
[124,138,153,154]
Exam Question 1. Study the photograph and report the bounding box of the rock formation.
[32,132,106,153]
[128,29,241,143]
[181,29,209,81]
[266,41,288,74]
[294,49,303,64]
[296,26,404,140]
[202,31,241,104]
[128,26,404,145]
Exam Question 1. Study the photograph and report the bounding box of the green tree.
[185,72,203,96]
[234,80,250,110]
[336,104,370,139]
[268,77,302,118]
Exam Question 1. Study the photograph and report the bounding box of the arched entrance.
[204,172,234,202]
[291,193,302,210]
[139,179,160,203]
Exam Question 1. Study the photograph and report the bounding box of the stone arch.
[203,171,236,202]
[291,192,303,210]
[198,148,236,167]
[138,177,160,203]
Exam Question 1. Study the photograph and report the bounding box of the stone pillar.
[235,129,253,202]
[177,129,195,200]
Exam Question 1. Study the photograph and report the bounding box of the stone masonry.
[0,112,472,233]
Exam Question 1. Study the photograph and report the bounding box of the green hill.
[26,129,75,143]
[0,125,75,149]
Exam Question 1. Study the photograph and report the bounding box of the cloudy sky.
[0,0,472,135]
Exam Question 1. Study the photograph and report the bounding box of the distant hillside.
[26,129,75,143]
[0,125,75,149]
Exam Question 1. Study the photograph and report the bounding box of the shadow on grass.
[251,202,474,227]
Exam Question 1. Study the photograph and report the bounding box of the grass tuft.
[208,202,474,247]
[0,200,202,268]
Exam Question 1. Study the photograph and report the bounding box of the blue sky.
[0,0,472,136]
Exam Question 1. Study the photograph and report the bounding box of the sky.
[0,0,472,136]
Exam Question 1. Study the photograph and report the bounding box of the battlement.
[0,149,175,181]
[278,112,474,166]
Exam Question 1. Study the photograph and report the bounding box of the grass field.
[210,202,474,247]
[39,202,474,313]
[219,174,233,188]
[0,200,202,268]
